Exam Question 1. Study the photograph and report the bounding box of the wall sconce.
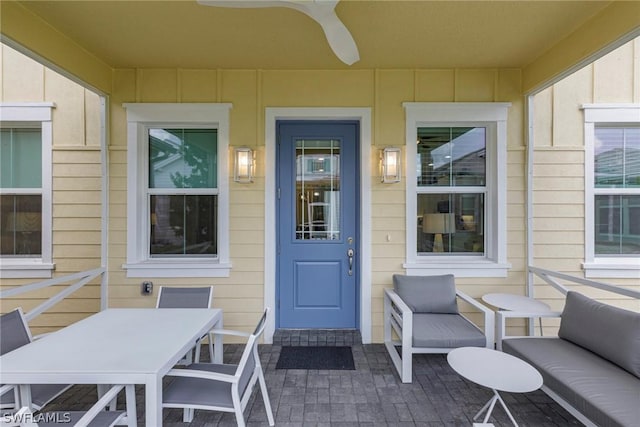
[234,147,254,183]
[380,147,401,183]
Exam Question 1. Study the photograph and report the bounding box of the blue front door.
[277,121,359,328]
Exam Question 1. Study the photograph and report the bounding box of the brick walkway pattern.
[41,338,581,426]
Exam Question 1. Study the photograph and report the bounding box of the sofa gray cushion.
[503,337,640,427]
[412,313,485,348]
[558,291,640,378]
[393,274,458,314]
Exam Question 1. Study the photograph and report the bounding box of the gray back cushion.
[559,291,640,378]
[392,274,458,314]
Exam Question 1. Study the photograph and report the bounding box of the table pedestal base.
[473,389,519,426]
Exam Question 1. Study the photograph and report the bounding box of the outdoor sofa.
[498,291,640,427]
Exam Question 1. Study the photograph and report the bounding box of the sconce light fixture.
[234,147,254,183]
[380,147,401,183]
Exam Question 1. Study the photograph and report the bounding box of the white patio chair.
[156,286,215,363]
[0,308,70,411]
[383,274,495,383]
[162,308,274,427]
[0,384,136,427]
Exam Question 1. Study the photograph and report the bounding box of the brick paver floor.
[40,341,581,426]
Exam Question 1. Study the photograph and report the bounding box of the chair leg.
[401,345,413,383]
[193,343,201,363]
[182,408,195,423]
[257,368,275,426]
[231,388,245,427]
[125,384,137,427]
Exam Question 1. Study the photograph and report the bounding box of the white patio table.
[0,308,223,426]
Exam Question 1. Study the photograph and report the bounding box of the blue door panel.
[277,121,359,328]
[294,261,342,308]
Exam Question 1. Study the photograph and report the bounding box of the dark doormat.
[276,346,355,370]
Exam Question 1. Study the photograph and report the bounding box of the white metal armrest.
[167,368,239,384]
[384,289,412,315]
[496,310,562,350]
[383,288,413,344]
[456,289,495,347]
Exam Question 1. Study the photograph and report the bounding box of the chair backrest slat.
[156,286,213,309]
[235,308,269,396]
[0,308,32,356]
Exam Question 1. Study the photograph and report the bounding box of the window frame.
[403,102,511,277]
[123,103,232,278]
[0,103,54,278]
[582,104,640,279]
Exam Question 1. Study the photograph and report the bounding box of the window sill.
[403,259,511,278]
[582,260,640,279]
[122,261,232,278]
[0,261,55,279]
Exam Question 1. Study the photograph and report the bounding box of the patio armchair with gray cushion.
[156,286,215,363]
[0,308,70,412]
[384,274,494,383]
[162,308,274,427]
[0,384,136,427]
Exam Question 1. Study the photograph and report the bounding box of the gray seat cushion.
[164,363,239,409]
[412,313,485,348]
[503,337,640,427]
[393,274,458,314]
[1,383,69,408]
[558,291,640,378]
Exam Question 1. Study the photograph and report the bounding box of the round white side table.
[482,293,552,335]
[447,347,543,426]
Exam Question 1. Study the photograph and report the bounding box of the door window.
[295,139,341,241]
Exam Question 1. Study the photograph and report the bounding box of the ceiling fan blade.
[313,10,359,65]
[197,0,360,65]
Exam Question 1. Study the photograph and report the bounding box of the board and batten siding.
[0,45,103,334]
[532,37,640,332]
[2,37,638,341]
[108,67,526,341]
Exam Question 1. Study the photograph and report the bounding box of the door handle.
[347,248,354,276]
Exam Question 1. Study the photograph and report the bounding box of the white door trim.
[264,107,372,344]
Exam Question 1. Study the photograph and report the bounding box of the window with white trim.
[583,104,640,278]
[123,103,231,278]
[403,103,511,277]
[0,103,54,278]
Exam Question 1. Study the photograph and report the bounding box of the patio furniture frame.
[497,266,640,427]
[384,287,494,383]
[0,308,223,427]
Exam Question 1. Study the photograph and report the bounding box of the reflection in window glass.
[416,127,486,256]
[0,128,43,257]
[594,195,640,255]
[295,139,341,240]
[594,127,640,188]
[417,193,484,255]
[149,128,217,189]
[148,128,218,257]
[0,128,42,188]
[0,195,42,256]
[150,195,217,256]
[417,127,486,187]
